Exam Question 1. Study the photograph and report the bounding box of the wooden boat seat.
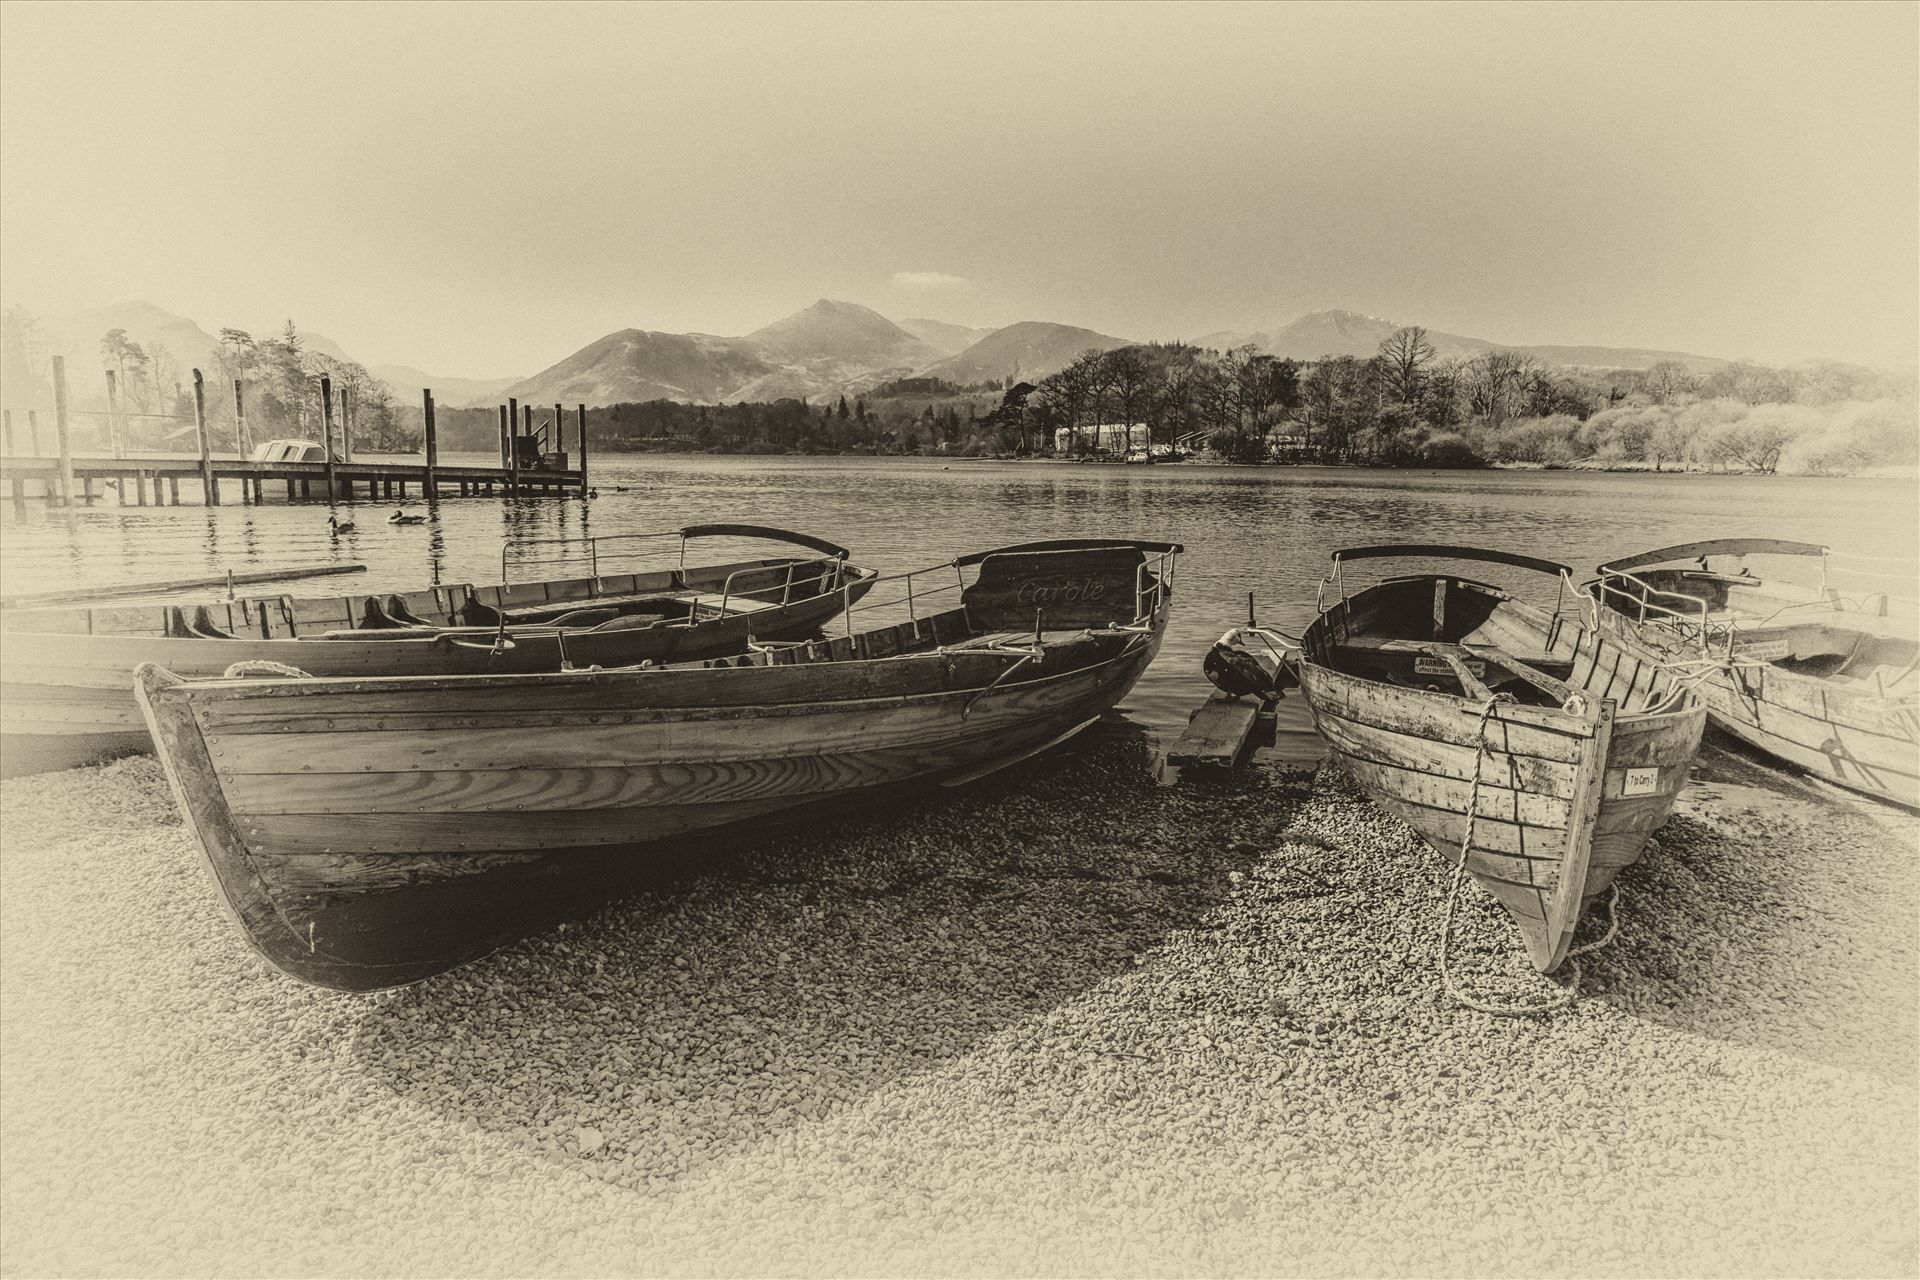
[1335,636,1569,669]
[541,607,621,629]
[166,606,237,640]
[1329,637,1578,704]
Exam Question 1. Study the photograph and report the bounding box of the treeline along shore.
[428,330,1919,476]
[7,309,1913,477]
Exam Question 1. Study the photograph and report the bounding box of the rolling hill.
[897,317,996,357]
[1204,309,1725,372]
[920,321,1133,386]
[369,364,523,407]
[497,330,782,406]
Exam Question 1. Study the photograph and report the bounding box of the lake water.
[4,455,1915,745]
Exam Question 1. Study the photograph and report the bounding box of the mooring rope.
[1436,693,1622,1018]
[221,660,312,679]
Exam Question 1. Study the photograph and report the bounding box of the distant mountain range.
[497,301,1140,407]
[1198,309,1726,373]
[7,297,1737,415]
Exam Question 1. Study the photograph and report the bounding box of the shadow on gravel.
[1573,738,1919,1084]
[342,718,1278,1187]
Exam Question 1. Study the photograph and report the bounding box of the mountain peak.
[748,299,934,368]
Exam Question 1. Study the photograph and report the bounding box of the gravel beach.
[2,726,1915,1277]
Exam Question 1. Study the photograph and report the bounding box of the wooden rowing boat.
[1213,545,1707,972]
[134,538,1181,991]
[0,524,875,777]
[1590,538,1918,809]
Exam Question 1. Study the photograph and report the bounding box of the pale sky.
[1,1,1914,375]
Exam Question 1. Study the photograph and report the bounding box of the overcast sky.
[1,1,1914,374]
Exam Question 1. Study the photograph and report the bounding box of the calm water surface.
[4,456,1915,742]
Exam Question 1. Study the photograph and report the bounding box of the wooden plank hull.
[134,616,1167,991]
[1299,582,1706,971]
[1,564,873,777]
[1593,607,1920,809]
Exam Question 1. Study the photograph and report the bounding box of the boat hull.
[134,620,1165,991]
[1592,608,1920,809]
[1299,583,1705,970]
[1,563,871,777]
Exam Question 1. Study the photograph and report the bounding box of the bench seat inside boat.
[1331,635,1571,670]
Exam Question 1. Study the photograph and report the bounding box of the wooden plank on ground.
[1167,690,1264,768]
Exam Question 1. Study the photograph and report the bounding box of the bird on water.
[387,509,426,525]
[328,514,355,534]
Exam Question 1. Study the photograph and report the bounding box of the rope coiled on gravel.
[1436,694,1621,1018]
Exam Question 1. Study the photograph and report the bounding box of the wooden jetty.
[1,365,590,506]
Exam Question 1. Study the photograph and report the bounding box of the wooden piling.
[341,384,354,463]
[233,379,251,456]
[51,355,75,506]
[192,369,217,505]
[105,369,123,458]
[2,409,11,455]
[26,410,40,456]
[320,375,338,500]
[507,397,520,493]
[422,389,437,495]
[577,404,588,488]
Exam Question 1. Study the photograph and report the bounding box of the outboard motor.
[1204,627,1299,700]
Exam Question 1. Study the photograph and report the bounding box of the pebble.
[1,733,1914,1275]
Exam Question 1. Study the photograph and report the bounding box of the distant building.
[1266,428,1311,459]
[1054,422,1144,453]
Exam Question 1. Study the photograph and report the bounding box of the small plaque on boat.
[1414,656,1484,676]
[1735,638,1790,661]
[1623,767,1660,796]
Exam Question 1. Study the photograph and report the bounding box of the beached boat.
[134,538,1181,991]
[1,524,875,776]
[1211,545,1706,972]
[1590,539,1918,809]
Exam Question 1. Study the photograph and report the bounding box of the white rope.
[1436,694,1620,1018]
[222,660,312,679]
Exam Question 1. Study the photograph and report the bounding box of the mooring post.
[51,355,75,506]
[497,404,509,468]
[320,375,338,500]
[507,396,520,493]
[26,409,40,456]
[192,369,217,505]
[2,409,11,456]
[340,384,354,463]
[233,379,251,456]
[577,404,588,491]
[422,388,437,496]
[105,369,124,458]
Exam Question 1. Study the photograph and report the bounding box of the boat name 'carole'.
[1014,576,1111,605]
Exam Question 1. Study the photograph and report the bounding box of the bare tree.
[1378,326,1436,407]
[1100,347,1155,454]
[1642,359,1696,405]
[1464,350,1537,427]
